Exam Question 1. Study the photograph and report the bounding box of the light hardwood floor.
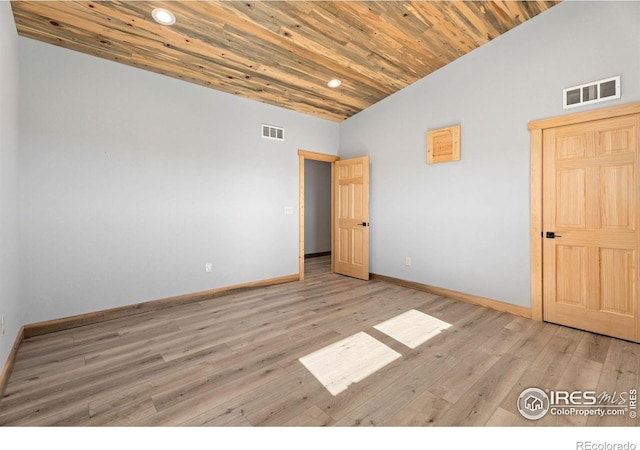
[1,255,638,426]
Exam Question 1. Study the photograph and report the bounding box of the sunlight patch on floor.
[374,309,451,349]
[299,332,401,396]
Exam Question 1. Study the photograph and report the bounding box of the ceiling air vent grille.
[563,76,620,109]
[261,124,284,141]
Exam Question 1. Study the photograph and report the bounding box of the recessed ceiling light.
[151,8,176,26]
[327,79,342,88]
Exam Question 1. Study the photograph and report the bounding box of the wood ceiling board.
[11,1,561,122]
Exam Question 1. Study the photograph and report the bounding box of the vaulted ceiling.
[11,1,560,122]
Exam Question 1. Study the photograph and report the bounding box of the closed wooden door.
[334,156,370,280]
[542,114,640,342]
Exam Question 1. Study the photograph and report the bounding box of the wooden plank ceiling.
[11,1,560,122]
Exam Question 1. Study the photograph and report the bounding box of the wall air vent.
[261,124,284,141]
[563,76,620,109]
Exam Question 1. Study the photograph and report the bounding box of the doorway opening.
[298,150,339,280]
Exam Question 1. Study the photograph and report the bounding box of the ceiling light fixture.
[151,8,176,26]
[327,79,342,88]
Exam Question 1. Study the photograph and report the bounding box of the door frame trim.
[298,149,340,280]
[528,101,640,322]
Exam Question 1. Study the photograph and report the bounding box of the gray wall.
[304,159,332,255]
[0,2,20,368]
[340,1,640,308]
[19,38,339,325]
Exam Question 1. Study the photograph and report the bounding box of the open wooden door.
[541,113,639,342]
[334,156,370,280]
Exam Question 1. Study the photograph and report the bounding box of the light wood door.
[542,114,640,342]
[334,156,370,280]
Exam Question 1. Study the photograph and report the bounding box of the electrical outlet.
[205,263,212,273]
[405,257,412,266]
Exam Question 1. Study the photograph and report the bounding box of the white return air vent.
[261,124,284,141]
[563,76,620,109]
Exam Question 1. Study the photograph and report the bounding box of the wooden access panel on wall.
[427,124,461,164]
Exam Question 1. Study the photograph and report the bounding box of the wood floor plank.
[37,402,90,427]
[496,329,582,426]
[384,389,451,426]
[602,338,640,377]
[312,341,452,422]
[1,255,638,427]
[138,363,286,426]
[150,328,339,414]
[331,352,459,426]
[427,350,502,404]
[87,361,209,418]
[88,398,158,426]
[192,406,254,426]
[433,354,532,426]
[7,354,86,385]
[573,333,613,364]
[13,319,181,371]
[0,354,166,425]
[242,369,329,426]
[586,367,639,427]
[485,406,524,426]
[504,320,558,361]
[139,330,342,426]
[480,327,525,356]
[283,405,334,426]
[536,355,604,426]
